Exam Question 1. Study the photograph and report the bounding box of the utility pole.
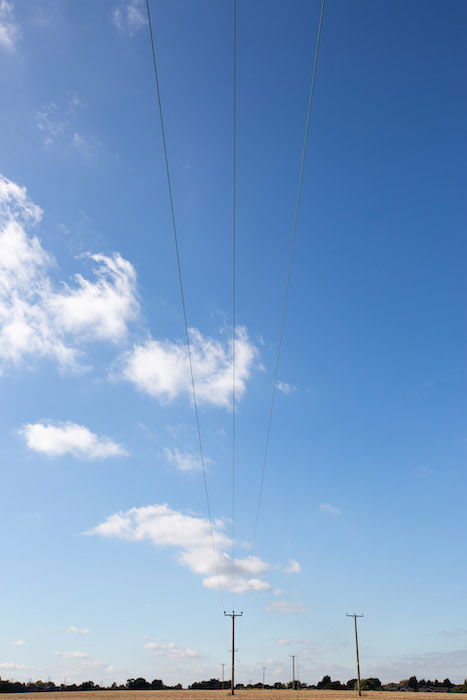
[289,655,297,690]
[346,613,364,696]
[224,611,243,695]
[221,663,225,690]
[262,666,266,689]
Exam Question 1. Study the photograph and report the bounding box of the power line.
[144,0,224,606]
[251,0,326,553]
[231,0,237,601]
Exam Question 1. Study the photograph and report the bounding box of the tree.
[127,678,151,690]
[317,675,332,689]
[362,678,382,691]
[408,676,419,691]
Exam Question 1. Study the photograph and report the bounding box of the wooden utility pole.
[224,611,243,695]
[346,613,364,696]
[289,655,297,690]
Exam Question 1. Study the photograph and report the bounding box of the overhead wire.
[250,0,326,557]
[144,0,225,608]
[231,0,237,603]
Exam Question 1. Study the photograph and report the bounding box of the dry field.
[2,692,467,700]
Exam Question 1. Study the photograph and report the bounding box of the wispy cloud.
[85,503,275,594]
[266,600,306,614]
[112,0,146,36]
[54,651,89,659]
[19,421,127,459]
[320,502,341,516]
[10,640,25,646]
[36,96,96,156]
[0,662,32,670]
[67,626,91,635]
[144,639,203,660]
[361,648,467,684]
[0,1,20,51]
[0,174,140,373]
[119,327,259,409]
[163,448,209,473]
[276,381,297,395]
[36,103,65,145]
[439,628,467,638]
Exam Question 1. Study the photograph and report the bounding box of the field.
[2,692,467,700]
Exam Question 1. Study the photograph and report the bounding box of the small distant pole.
[224,611,243,695]
[221,663,225,690]
[346,613,364,696]
[289,655,297,690]
[262,666,266,689]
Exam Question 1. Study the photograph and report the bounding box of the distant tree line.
[2,674,467,693]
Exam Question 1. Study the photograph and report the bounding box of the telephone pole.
[289,655,297,690]
[224,611,243,695]
[221,663,225,690]
[346,613,364,696]
[262,666,266,689]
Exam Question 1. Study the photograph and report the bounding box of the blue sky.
[0,0,466,687]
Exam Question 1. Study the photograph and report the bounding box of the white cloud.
[0,174,139,373]
[50,253,139,342]
[320,502,341,516]
[10,640,25,646]
[85,503,273,594]
[67,626,90,635]
[284,558,301,574]
[145,640,202,660]
[119,327,259,409]
[266,601,306,614]
[163,447,208,473]
[0,1,20,51]
[0,662,31,670]
[113,0,146,35]
[276,381,297,394]
[19,421,127,459]
[276,638,293,645]
[0,176,42,222]
[54,651,89,659]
